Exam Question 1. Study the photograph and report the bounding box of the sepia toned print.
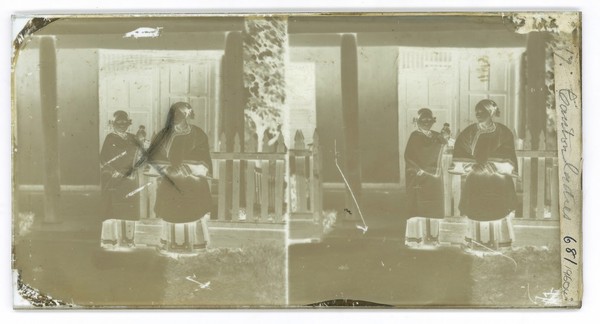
[12,12,581,308]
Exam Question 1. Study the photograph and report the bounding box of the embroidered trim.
[471,122,497,156]
[164,124,192,158]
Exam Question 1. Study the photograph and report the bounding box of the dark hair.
[475,99,500,117]
[164,102,191,127]
[113,110,131,125]
[417,108,433,119]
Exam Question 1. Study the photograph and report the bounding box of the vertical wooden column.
[341,34,362,220]
[222,31,245,152]
[39,36,61,223]
[525,32,548,150]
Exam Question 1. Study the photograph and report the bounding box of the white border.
[2,1,599,324]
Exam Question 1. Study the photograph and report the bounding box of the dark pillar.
[525,32,549,150]
[221,31,245,151]
[517,52,527,140]
[39,36,61,223]
[341,34,362,219]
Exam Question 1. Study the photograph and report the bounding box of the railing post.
[260,159,270,221]
[522,157,532,219]
[551,157,559,220]
[536,157,547,219]
[442,153,453,218]
[232,133,241,221]
[294,130,308,213]
[311,129,322,220]
[217,132,228,221]
[452,174,461,217]
[274,136,285,222]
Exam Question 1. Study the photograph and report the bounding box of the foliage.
[242,17,288,151]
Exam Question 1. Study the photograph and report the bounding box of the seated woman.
[147,102,213,254]
[404,108,448,247]
[451,99,518,250]
[99,111,141,250]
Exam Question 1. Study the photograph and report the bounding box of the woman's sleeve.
[499,127,518,172]
[452,127,475,162]
[404,132,420,174]
[99,135,114,173]
[191,130,213,175]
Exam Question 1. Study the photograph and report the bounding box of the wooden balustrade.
[442,150,559,221]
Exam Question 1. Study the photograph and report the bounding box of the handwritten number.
[563,237,578,265]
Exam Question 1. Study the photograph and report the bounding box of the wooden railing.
[288,129,323,219]
[516,151,559,220]
[212,133,286,223]
[442,150,559,221]
[288,129,324,241]
[141,130,324,226]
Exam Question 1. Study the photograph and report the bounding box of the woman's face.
[113,121,129,133]
[418,116,435,131]
[475,106,492,123]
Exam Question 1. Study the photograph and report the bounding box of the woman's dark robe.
[100,132,140,221]
[452,122,518,221]
[150,125,213,223]
[404,130,447,218]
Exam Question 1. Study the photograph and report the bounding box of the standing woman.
[100,111,141,249]
[405,108,448,217]
[148,102,213,254]
[404,108,448,246]
[451,99,518,249]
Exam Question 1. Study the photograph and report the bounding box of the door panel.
[169,64,190,94]
[161,62,215,149]
[398,48,458,186]
[286,62,317,146]
[489,60,509,92]
[99,68,156,147]
[458,50,522,132]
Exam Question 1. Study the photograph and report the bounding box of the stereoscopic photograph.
[11,12,582,308]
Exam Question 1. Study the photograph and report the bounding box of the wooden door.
[99,66,157,148]
[397,48,459,186]
[458,49,524,134]
[158,61,220,150]
[285,62,317,146]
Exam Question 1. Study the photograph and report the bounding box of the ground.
[162,243,285,307]
[13,190,561,308]
[288,190,562,307]
[13,208,285,308]
[470,246,562,307]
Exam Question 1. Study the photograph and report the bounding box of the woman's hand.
[448,162,474,175]
[494,162,514,175]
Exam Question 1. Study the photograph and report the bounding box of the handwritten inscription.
[562,236,578,266]
[554,31,582,306]
[558,89,580,221]
[562,236,578,301]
